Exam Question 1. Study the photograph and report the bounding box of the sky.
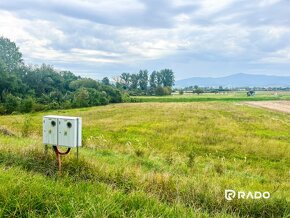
[0,0,290,80]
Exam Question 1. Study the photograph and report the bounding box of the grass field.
[0,95,289,217]
[133,91,290,102]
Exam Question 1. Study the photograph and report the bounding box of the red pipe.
[52,146,71,171]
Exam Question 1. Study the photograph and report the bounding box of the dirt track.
[245,101,290,113]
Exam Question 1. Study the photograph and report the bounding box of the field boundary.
[244,100,290,113]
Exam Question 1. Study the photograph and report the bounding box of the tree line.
[0,37,123,114]
[0,37,176,115]
[114,69,175,96]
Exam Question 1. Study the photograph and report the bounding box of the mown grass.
[0,101,289,217]
[132,91,290,102]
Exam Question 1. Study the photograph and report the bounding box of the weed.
[21,115,32,137]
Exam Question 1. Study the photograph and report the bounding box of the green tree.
[160,69,175,87]
[0,59,23,100]
[69,78,99,90]
[22,64,64,97]
[120,73,131,90]
[19,97,34,113]
[60,71,79,90]
[0,60,10,99]
[103,86,122,103]
[130,74,139,90]
[155,86,171,96]
[138,70,148,91]
[3,93,19,114]
[73,88,90,107]
[193,87,204,95]
[0,37,126,114]
[156,71,163,86]
[149,71,157,89]
[0,37,23,72]
[102,77,110,85]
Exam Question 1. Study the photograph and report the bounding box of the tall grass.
[0,101,289,217]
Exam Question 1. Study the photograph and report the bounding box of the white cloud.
[258,0,281,7]
[258,47,290,63]
[0,0,290,78]
[197,0,235,16]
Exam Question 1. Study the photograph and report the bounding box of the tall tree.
[0,59,22,100]
[149,71,157,89]
[120,73,130,89]
[0,37,23,72]
[138,70,148,91]
[0,60,10,99]
[160,69,175,87]
[102,77,110,85]
[156,71,163,86]
[130,74,139,90]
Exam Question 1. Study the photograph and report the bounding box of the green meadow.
[0,94,289,217]
[133,91,290,102]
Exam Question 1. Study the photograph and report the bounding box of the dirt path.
[244,101,290,113]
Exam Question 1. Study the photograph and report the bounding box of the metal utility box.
[43,116,58,145]
[58,117,82,147]
[43,115,82,148]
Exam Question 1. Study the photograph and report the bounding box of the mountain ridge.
[175,73,290,88]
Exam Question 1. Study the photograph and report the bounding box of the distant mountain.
[175,73,290,88]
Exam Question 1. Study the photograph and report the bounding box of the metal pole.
[44,144,48,156]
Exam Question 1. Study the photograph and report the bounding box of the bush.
[179,90,184,95]
[21,115,32,137]
[72,88,90,107]
[48,101,60,110]
[155,86,172,96]
[3,94,20,114]
[33,103,48,112]
[103,86,122,103]
[193,87,204,95]
[19,97,34,113]
[99,91,109,105]
[0,104,6,115]
[61,100,72,109]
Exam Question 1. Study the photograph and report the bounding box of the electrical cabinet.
[58,117,82,147]
[43,115,82,148]
[43,116,58,145]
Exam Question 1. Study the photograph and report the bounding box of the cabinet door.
[58,119,77,147]
[43,117,58,145]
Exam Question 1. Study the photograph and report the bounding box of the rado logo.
[225,189,270,201]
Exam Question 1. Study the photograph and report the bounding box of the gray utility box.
[43,115,82,148]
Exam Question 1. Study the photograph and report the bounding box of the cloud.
[0,0,290,79]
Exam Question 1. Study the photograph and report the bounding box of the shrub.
[61,100,72,109]
[21,115,32,137]
[0,104,6,115]
[19,97,34,113]
[155,86,172,96]
[48,101,60,110]
[33,103,48,111]
[103,86,122,103]
[3,94,20,114]
[73,88,90,107]
[100,91,109,105]
[193,87,204,95]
